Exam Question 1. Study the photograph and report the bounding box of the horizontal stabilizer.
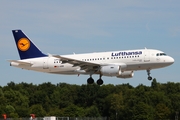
[8,60,32,65]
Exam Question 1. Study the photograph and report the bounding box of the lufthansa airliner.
[8,30,174,85]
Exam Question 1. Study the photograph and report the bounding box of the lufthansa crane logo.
[17,38,30,51]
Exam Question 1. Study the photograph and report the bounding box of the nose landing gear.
[147,70,152,80]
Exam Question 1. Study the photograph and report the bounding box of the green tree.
[15,106,29,117]
[3,89,29,107]
[2,81,180,119]
[132,102,154,120]
[105,92,124,119]
[29,104,46,117]
[47,108,63,116]
[151,78,159,90]
[63,104,85,117]
[85,105,100,117]
[155,103,170,119]
[0,88,6,116]
[52,83,79,108]
[95,84,115,116]
[76,84,100,107]
[5,105,19,118]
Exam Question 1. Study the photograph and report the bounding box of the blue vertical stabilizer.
[12,30,47,59]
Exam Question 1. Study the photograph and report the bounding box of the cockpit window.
[156,53,167,56]
[160,53,167,56]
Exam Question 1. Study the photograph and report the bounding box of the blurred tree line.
[0,79,180,120]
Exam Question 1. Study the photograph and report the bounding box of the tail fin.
[12,30,47,59]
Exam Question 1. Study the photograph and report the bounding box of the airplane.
[8,30,174,85]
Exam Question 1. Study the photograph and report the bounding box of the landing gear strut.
[147,70,152,80]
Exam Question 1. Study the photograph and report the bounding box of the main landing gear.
[87,77,94,84]
[87,75,104,85]
[147,70,152,80]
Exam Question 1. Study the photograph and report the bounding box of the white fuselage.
[10,49,174,77]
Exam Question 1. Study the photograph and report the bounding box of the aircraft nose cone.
[168,57,174,64]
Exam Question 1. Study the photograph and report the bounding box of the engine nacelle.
[116,71,134,78]
[100,65,121,76]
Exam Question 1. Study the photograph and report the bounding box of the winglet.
[12,30,47,59]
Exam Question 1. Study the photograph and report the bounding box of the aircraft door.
[43,58,49,69]
[144,50,150,62]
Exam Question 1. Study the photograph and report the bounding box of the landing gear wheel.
[87,77,94,84]
[97,79,103,85]
[148,76,152,80]
[147,70,153,81]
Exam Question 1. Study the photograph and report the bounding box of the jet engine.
[116,71,134,78]
[100,65,121,76]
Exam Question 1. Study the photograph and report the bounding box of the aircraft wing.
[53,55,100,72]
[8,60,32,65]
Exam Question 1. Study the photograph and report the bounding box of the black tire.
[148,76,152,80]
[97,79,103,85]
[87,77,94,84]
